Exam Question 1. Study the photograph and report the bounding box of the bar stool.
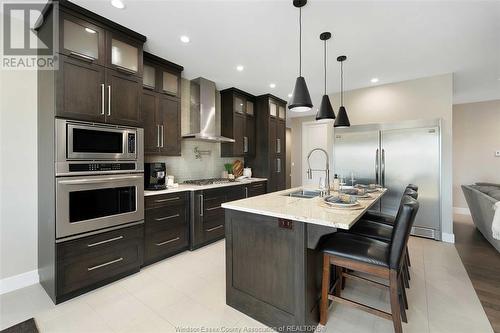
[362,186,419,226]
[318,196,419,333]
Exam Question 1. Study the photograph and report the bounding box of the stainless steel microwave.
[55,119,144,176]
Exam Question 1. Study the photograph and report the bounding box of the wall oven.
[56,174,144,238]
[56,119,144,176]
[55,118,144,240]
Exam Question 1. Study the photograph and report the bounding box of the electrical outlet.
[496,151,500,157]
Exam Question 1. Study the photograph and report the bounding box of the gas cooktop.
[183,178,236,186]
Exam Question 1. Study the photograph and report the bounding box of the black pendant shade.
[290,76,313,112]
[334,55,351,128]
[289,0,312,113]
[334,106,350,127]
[316,31,335,120]
[316,95,335,120]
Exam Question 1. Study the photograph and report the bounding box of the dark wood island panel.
[225,209,328,332]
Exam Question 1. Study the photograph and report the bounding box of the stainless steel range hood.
[182,77,235,143]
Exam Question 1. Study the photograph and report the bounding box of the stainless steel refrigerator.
[333,119,441,240]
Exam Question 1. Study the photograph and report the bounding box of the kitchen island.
[222,187,386,332]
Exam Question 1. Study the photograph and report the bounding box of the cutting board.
[233,160,243,178]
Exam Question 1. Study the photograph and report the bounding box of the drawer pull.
[206,206,222,211]
[155,213,180,221]
[155,197,180,203]
[253,184,264,188]
[205,225,223,232]
[87,257,123,271]
[155,237,180,246]
[87,236,123,247]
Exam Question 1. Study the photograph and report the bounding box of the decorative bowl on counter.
[324,194,359,207]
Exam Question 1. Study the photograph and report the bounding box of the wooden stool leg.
[389,270,403,333]
[402,264,410,289]
[335,266,342,297]
[341,268,346,290]
[320,254,331,325]
[398,276,408,323]
[399,274,409,310]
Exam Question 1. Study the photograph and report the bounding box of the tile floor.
[0,237,494,333]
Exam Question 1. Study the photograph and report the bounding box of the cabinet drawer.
[203,217,225,241]
[144,222,188,264]
[145,192,187,209]
[57,224,142,261]
[248,182,267,197]
[145,205,187,235]
[203,195,225,219]
[56,225,143,297]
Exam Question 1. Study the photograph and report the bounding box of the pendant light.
[316,32,335,121]
[288,0,313,112]
[334,55,351,127]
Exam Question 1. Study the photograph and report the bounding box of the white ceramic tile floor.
[0,237,494,333]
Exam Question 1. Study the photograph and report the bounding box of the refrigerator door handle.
[381,149,386,187]
[375,148,379,185]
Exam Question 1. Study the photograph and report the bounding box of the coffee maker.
[144,163,166,190]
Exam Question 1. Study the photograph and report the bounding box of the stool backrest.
[389,196,419,269]
[406,184,419,192]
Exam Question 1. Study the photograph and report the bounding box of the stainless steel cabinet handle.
[276,158,281,173]
[155,237,180,246]
[155,214,180,221]
[157,125,160,148]
[205,225,223,232]
[381,149,386,187]
[69,51,95,62]
[375,148,379,185]
[87,235,123,247]
[100,84,105,115]
[107,85,111,116]
[199,194,204,217]
[243,136,248,153]
[276,138,281,153]
[161,125,164,148]
[88,257,123,271]
[206,206,221,211]
[154,197,180,203]
[253,184,264,188]
[245,187,248,198]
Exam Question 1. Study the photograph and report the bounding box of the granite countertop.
[221,187,387,230]
[144,178,268,196]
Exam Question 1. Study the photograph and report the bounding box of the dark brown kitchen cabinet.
[141,52,183,156]
[221,88,256,157]
[246,94,287,193]
[56,55,106,123]
[49,7,146,127]
[56,224,143,303]
[143,192,189,266]
[190,185,245,250]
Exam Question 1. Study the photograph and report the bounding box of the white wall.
[291,74,454,238]
[453,100,500,209]
[0,69,38,280]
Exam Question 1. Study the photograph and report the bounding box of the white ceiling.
[73,0,500,117]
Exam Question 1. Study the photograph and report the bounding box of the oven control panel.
[69,163,136,173]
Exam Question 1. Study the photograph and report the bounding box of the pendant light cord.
[299,7,302,76]
[340,60,344,106]
[324,39,327,95]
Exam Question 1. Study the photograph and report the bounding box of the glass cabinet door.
[161,71,178,96]
[234,96,245,114]
[111,38,139,73]
[62,18,101,63]
[278,105,286,119]
[246,101,254,116]
[269,101,277,117]
[143,65,155,89]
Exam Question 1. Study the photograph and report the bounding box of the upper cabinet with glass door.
[142,52,183,98]
[278,105,286,120]
[108,32,143,76]
[60,14,105,65]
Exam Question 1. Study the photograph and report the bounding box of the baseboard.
[0,270,39,295]
[454,207,471,216]
[442,232,455,244]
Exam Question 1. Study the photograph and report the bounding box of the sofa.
[462,183,500,252]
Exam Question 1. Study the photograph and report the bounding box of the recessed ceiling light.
[85,28,96,34]
[371,78,379,83]
[180,35,190,43]
[269,83,276,88]
[288,93,293,98]
[110,0,125,9]
[236,65,244,72]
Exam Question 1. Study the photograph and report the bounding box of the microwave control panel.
[68,163,136,173]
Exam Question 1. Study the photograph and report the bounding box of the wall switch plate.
[496,151,500,157]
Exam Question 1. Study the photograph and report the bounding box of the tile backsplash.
[145,77,238,182]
